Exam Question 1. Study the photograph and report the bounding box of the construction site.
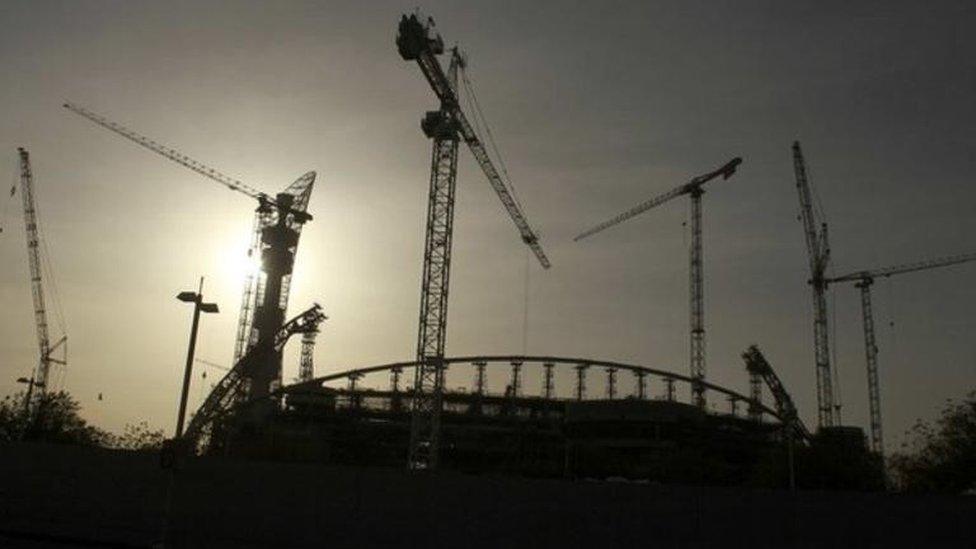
[2,4,975,548]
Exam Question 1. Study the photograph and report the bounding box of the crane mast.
[792,141,835,428]
[409,50,462,470]
[297,328,319,383]
[825,251,976,455]
[17,148,66,390]
[575,157,741,409]
[397,13,551,469]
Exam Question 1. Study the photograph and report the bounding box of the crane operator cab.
[397,13,445,60]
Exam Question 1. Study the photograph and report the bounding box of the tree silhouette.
[890,391,976,494]
[1,390,107,445]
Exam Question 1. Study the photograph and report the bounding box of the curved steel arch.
[285,355,783,422]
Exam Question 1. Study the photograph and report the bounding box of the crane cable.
[459,65,529,217]
[33,167,69,391]
[830,284,842,423]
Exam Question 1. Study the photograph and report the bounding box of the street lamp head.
[177,291,199,303]
[200,302,219,314]
[16,377,29,384]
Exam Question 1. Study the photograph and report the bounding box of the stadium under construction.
[197,354,882,490]
[15,12,963,494]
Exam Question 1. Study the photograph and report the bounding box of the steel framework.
[288,354,785,423]
[742,346,811,442]
[183,303,326,448]
[16,148,66,390]
[575,363,588,401]
[605,367,617,400]
[298,328,319,383]
[791,141,835,428]
[542,362,555,400]
[408,50,462,470]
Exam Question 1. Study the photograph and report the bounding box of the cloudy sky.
[1,0,974,453]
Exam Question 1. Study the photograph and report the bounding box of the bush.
[889,391,976,494]
[0,390,163,451]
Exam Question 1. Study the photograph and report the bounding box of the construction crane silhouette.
[63,102,317,402]
[791,141,836,428]
[15,148,67,392]
[397,13,551,470]
[742,345,811,443]
[575,157,742,409]
[824,251,976,456]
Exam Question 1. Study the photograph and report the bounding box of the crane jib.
[411,45,550,269]
[826,251,976,285]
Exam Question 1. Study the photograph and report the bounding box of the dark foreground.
[0,442,973,548]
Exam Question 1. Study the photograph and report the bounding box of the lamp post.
[16,376,45,439]
[174,277,219,439]
[16,376,44,415]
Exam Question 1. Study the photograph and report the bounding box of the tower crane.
[791,141,836,428]
[575,157,742,409]
[397,13,551,470]
[824,251,976,455]
[16,148,67,392]
[63,102,317,402]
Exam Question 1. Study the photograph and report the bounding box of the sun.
[219,231,264,291]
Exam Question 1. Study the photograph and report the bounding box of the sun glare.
[220,234,263,291]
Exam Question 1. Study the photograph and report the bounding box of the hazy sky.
[1,1,974,454]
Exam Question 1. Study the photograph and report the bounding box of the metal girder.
[183,303,326,448]
[634,370,647,400]
[575,363,588,401]
[542,362,555,400]
[605,367,617,400]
